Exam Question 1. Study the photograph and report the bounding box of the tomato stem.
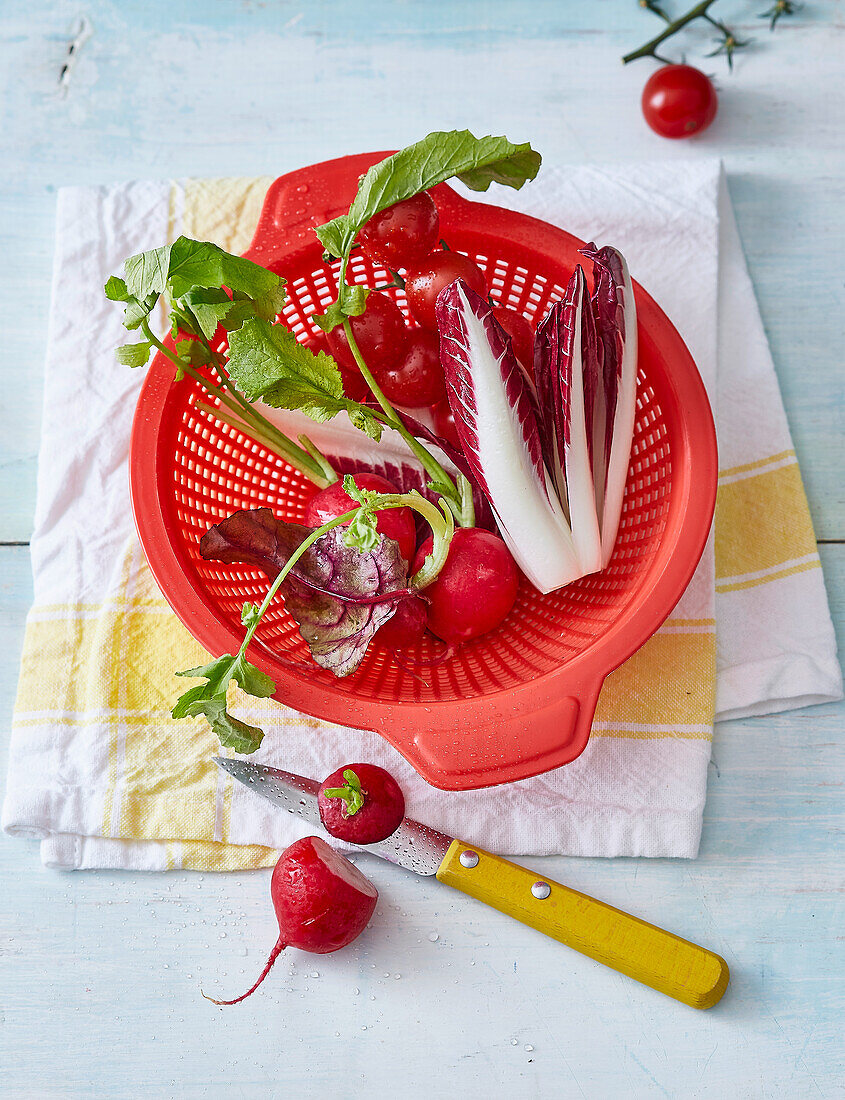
[623,0,726,64]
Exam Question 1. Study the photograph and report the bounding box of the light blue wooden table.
[1,3,843,1096]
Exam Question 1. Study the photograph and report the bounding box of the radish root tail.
[202,937,287,1006]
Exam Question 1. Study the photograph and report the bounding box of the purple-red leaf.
[200,508,410,677]
[578,245,638,565]
[534,267,602,576]
[437,279,548,500]
[436,279,583,593]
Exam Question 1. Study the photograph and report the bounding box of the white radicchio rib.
[436,280,583,593]
[578,244,638,566]
[435,246,637,594]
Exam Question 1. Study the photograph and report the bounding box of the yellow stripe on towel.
[715,455,819,591]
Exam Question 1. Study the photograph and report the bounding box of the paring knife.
[214,757,729,1009]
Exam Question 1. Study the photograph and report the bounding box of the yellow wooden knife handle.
[436,840,729,1009]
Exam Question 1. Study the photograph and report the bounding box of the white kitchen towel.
[3,160,841,869]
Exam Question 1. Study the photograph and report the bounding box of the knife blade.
[213,757,452,874]
[214,756,729,1010]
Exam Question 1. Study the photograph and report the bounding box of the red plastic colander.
[129,152,717,792]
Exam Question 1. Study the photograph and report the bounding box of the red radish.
[493,306,534,373]
[359,192,440,269]
[327,292,407,373]
[373,328,447,408]
[413,528,519,644]
[405,251,487,329]
[318,763,405,844]
[377,594,429,650]
[304,472,417,563]
[204,836,377,1005]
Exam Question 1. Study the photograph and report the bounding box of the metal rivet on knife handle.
[459,850,479,868]
[531,881,551,900]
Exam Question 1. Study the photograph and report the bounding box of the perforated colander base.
[169,232,671,705]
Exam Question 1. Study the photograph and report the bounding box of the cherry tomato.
[326,292,407,373]
[430,397,461,451]
[493,306,534,371]
[641,65,717,139]
[307,331,368,401]
[405,251,487,330]
[373,328,446,408]
[304,472,417,564]
[412,528,519,644]
[359,192,440,270]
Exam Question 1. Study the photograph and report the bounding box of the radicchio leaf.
[577,245,638,565]
[534,267,603,577]
[200,508,410,678]
[437,280,548,499]
[436,280,582,594]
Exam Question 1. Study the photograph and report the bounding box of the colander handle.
[436,840,729,1009]
[405,677,603,790]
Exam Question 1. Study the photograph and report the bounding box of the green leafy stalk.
[323,769,366,817]
[172,507,362,752]
[306,133,541,525]
[315,130,542,260]
[340,316,465,515]
[140,321,335,486]
[106,236,337,487]
[623,0,720,64]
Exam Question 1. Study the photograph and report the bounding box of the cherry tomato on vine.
[430,397,461,451]
[641,64,717,139]
[405,251,487,330]
[326,292,407,374]
[359,192,440,270]
[493,306,534,371]
[373,328,446,408]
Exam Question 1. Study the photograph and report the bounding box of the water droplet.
[353,987,360,995]
[428,932,439,942]
[511,1039,518,1046]
[163,964,169,969]
[219,932,227,939]
[524,1044,534,1053]
[310,972,320,979]
[394,974,401,980]
[361,1025,367,1031]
